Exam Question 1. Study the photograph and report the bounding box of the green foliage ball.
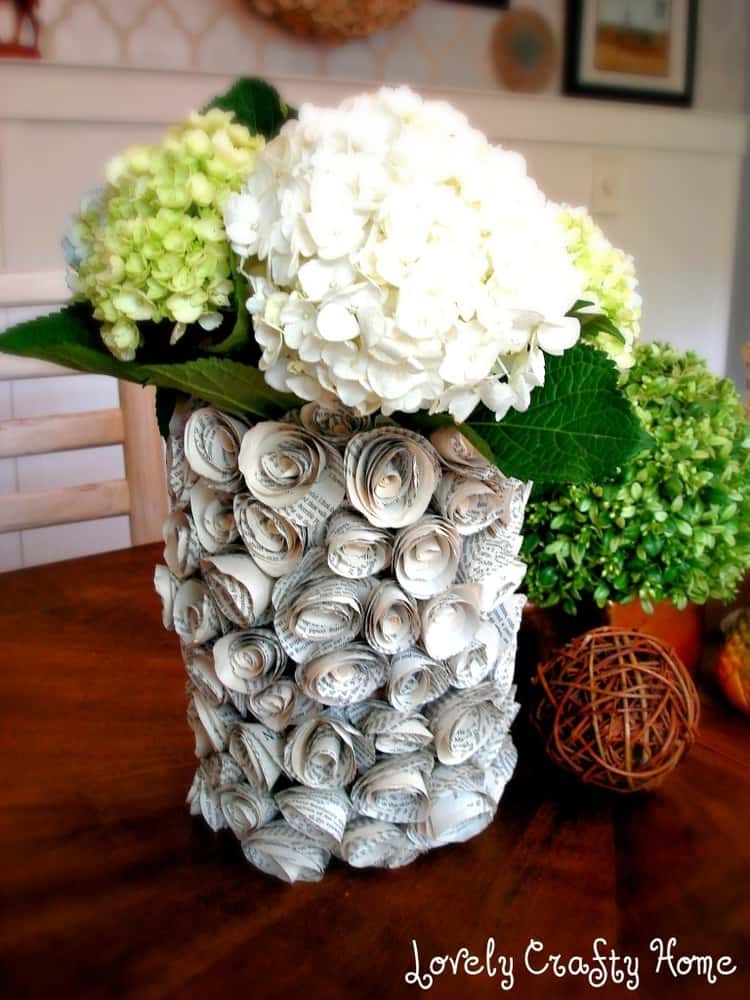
[523,342,750,613]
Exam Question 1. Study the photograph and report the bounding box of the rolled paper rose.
[276,786,352,850]
[165,397,200,510]
[201,750,244,792]
[326,510,392,579]
[190,480,237,555]
[166,432,198,512]
[213,627,287,694]
[427,683,519,766]
[348,700,433,755]
[191,692,242,753]
[234,495,305,578]
[387,648,450,713]
[154,564,179,630]
[420,582,483,660]
[430,427,500,483]
[183,406,250,492]
[187,769,225,832]
[487,594,526,691]
[246,678,316,733]
[163,510,201,579]
[446,620,503,689]
[392,515,460,599]
[297,402,372,448]
[184,645,225,707]
[271,545,331,611]
[363,580,419,655]
[241,818,331,883]
[239,421,345,529]
[344,427,442,529]
[432,472,505,536]
[296,643,388,707]
[188,752,245,833]
[283,712,375,788]
[200,553,273,628]
[275,575,369,664]
[173,577,224,645]
[481,734,518,804]
[483,520,524,556]
[350,749,434,823]
[492,473,533,535]
[406,762,499,850]
[228,721,285,792]
[456,530,527,614]
[220,784,277,840]
[187,697,212,757]
[340,817,421,869]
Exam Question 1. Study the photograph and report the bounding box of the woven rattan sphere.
[249,0,422,41]
[533,627,700,793]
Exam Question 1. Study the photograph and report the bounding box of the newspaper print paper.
[156,404,532,882]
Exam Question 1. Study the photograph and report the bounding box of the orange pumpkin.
[716,607,750,716]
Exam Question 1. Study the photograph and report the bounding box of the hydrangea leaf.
[466,344,652,483]
[0,307,149,383]
[141,357,302,419]
[572,309,627,346]
[204,78,296,139]
[0,307,300,419]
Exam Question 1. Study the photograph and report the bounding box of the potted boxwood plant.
[523,342,750,670]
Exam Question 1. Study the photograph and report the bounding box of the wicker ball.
[249,0,422,42]
[533,627,700,793]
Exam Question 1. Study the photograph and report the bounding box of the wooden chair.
[0,270,167,544]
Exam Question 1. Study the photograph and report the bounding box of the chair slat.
[0,270,69,307]
[118,382,167,545]
[0,408,125,458]
[0,480,131,533]
[0,355,79,380]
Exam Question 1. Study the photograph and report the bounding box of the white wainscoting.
[0,62,747,570]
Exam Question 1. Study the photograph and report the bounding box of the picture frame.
[564,0,698,106]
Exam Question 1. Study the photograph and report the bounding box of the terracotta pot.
[607,600,703,674]
[519,599,703,678]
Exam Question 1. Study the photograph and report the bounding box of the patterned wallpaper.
[32,0,750,113]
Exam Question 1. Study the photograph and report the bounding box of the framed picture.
[564,0,698,106]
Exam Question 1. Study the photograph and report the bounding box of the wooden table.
[1,544,748,999]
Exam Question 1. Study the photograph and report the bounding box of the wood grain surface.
[0,544,748,1000]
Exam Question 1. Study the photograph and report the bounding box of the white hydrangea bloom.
[225,87,584,420]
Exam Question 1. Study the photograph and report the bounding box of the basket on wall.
[248,0,422,42]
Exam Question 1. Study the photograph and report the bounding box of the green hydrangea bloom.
[524,343,750,613]
[558,205,642,369]
[69,109,265,360]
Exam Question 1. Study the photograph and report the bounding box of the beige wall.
[34,0,750,113]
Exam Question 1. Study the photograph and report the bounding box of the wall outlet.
[591,156,625,215]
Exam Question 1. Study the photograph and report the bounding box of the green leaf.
[466,344,652,483]
[0,306,301,421]
[204,78,295,139]
[141,357,302,419]
[567,299,627,347]
[580,315,626,346]
[204,254,250,356]
[0,307,149,385]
